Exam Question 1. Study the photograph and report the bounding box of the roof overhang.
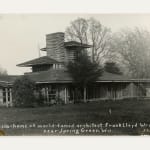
[64,41,92,48]
[35,79,150,84]
[96,79,150,83]
[17,56,60,67]
[40,48,47,51]
[40,42,92,52]
[36,80,73,84]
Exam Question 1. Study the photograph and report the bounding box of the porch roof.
[26,69,72,83]
[0,75,18,87]
[98,72,129,81]
[1,71,150,86]
[25,70,149,84]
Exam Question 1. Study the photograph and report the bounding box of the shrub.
[12,76,36,107]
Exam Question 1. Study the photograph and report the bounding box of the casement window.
[53,64,62,69]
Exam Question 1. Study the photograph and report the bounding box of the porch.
[36,81,147,104]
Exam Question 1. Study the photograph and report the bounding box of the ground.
[1,99,150,135]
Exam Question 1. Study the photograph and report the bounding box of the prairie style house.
[0,32,150,107]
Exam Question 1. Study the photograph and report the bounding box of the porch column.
[106,86,109,99]
[10,88,12,106]
[130,82,134,97]
[64,87,67,104]
[5,88,8,107]
[46,87,49,104]
[84,87,86,103]
[121,84,123,99]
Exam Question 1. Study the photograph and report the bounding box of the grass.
[1,99,150,135]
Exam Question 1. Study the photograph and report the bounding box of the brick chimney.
[46,32,66,62]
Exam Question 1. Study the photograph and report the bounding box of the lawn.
[1,100,150,135]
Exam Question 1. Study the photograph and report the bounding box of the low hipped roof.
[1,71,150,86]
[17,56,60,67]
[23,70,130,84]
[0,70,127,85]
[0,75,18,87]
[26,69,72,83]
[27,70,150,83]
[98,72,128,81]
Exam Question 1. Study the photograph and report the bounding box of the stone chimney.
[46,32,66,62]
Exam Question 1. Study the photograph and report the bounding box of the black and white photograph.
[1,14,150,136]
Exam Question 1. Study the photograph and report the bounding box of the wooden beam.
[5,88,8,107]
[84,87,87,103]
[46,87,49,103]
[130,82,134,97]
[10,88,12,107]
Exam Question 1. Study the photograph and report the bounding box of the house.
[0,32,150,107]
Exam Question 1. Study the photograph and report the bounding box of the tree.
[65,17,111,64]
[109,27,150,78]
[12,76,36,107]
[0,65,7,75]
[67,52,103,102]
[104,61,122,75]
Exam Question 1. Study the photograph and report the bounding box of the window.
[32,65,51,72]
[53,64,62,69]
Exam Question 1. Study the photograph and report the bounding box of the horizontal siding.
[46,33,66,62]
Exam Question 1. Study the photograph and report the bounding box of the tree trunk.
[84,86,87,103]
[92,47,94,62]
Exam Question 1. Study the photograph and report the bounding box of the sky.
[1,14,150,75]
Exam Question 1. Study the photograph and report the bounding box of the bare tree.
[65,18,88,44]
[65,17,111,64]
[104,61,122,75]
[109,27,150,78]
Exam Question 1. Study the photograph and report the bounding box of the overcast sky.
[1,14,150,75]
